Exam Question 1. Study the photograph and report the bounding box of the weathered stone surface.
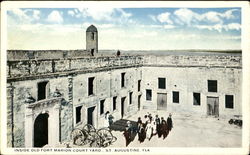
[6,52,242,147]
[60,100,73,142]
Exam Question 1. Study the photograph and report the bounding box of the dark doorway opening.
[76,106,82,124]
[87,106,95,125]
[88,77,94,96]
[34,113,49,147]
[138,80,141,92]
[113,96,117,111]
[91,49,94,56]
[121,72,125,88]
[38,81,48,101]
[129,92,133,105]
[138,95,141,110]
[121,97,126,118]
[100,100,105,115]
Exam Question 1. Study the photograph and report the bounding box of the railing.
[26,97,63,109]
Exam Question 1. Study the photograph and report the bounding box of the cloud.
[194,23,241,32]
[199,9,238,24]
[220,9,239,19]
[80,8,114,21]
[226,23,241,31]
[173,8,200,26]
[71,8,133,24]
[150,8,240,32]
[68,10,75,17]
[201,11,222,23]
[10,8,30,21]
[32,10,41,20]
[47,10,64,24]
[157,12,173,24]
[8,8,41,23]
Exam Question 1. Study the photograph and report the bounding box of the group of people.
[123,113,173,146]
[137,113,173,142]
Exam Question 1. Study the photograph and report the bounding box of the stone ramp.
[110,119,137,131]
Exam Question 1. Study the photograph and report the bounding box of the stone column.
[68,76,74,131]
[25,107,34,147]
[7,84,14,147]
[50,102,61,146]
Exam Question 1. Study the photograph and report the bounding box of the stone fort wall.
[6,51,242,147]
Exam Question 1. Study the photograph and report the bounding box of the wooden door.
[157,93,167,110]
[207,97,219,116]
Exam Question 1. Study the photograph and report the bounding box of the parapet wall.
[143,54,242,68]
[7,55,143,79]
[7,50,90,60]
[7,51,242,81]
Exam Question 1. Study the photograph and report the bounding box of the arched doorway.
[34,113,49,147]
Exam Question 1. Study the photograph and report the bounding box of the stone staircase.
[109,119,137,131]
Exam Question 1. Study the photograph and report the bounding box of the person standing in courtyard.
[155,115,161,137]
[104,111,110,127]
[152,121,157,136]
[108,113,114,127]
[145,119,153,141]
[137,121,145,143]
[143,115,148,128]
[137,117,142,132]
[167,113,173,132]
[123,127,131,147]
[161,117,168,139]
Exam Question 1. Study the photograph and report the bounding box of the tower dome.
[86,25,98,32]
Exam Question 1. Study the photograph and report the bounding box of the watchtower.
[86,25,98,56]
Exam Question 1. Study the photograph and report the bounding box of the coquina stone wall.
[6,51,242,147]
[7,50,89,60]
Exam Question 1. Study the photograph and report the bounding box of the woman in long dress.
[145,120,153,140]
[152,119,157,136]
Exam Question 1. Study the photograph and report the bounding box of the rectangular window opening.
[208,80,217,92]
[158,78,166,89]
[76,106,82,124]
[138,80,141,92]
[113,97,117,111]
[38,81,49,101]
[146,89,152,101]
[88,77,95,96]
[225,95,234,109]
[100,99,105,115]
[121,72,126,88]
[129,92,133,104]
[193,93,201,106]
[91,32,95,40]
[173,91,179,103]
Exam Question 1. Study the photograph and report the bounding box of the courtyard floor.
[108,109,242,148]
